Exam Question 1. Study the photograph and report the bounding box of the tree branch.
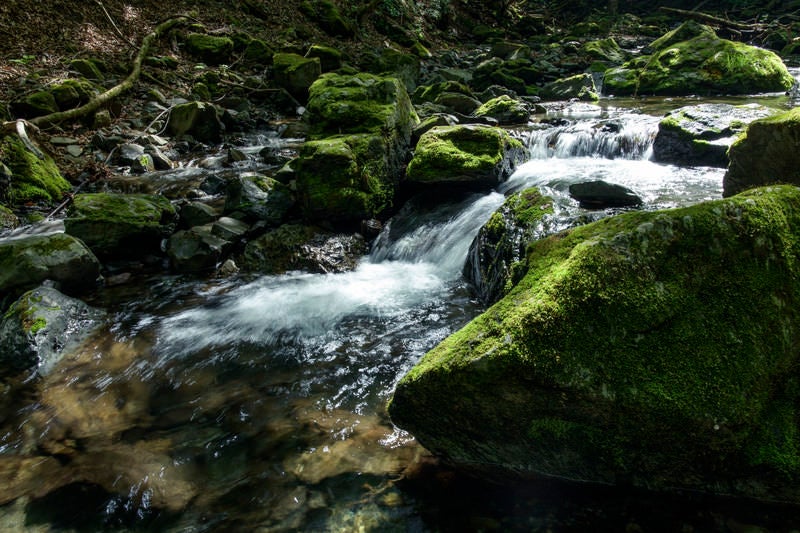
[28,16,188,128]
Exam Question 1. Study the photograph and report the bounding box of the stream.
[2,94,800,531]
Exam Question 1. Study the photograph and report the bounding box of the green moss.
[305,44,342,72]
[582,38,626,64]
[0,135,70,204]
[406,125,523,184]
[50,78,97,109]
[473,95,529,124]
[392,185,800,494]
[184,33,234,64]
[412,80,473,104]
[28,316,46,334]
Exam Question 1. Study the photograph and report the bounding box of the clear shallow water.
[1,99,799,531]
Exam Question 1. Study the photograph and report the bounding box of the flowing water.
[2,96,800,532]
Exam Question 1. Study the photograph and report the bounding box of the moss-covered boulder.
[299,0,354,37]
[305,44,343,72]
[464,188,553,304]
[223,174,295,225]
[471,57,533,94]
[541,73,599,101]
[69,58,104,80]
[184,33,234,65]
[412,80,474,105]
[241,224,366,274]
[9,91,58,119]
[296,72,418,222]
[582,38,626,65]
[405,125,525,186]
[390,185,800,502]
[364,48,420,92]
[50,78,97,110]
[473,95,530,125]
[724,107,800,196]
[294,134,395,221]
[604,22,794,96]
[273,53,322,101]
[166,101,224,143]
[653,103,777,167]
[0,286,105,375]
[0,134,71,204]
[64,193,177,260]
[0,233,100,298]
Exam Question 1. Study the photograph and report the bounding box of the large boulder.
[653,103,777,167]
[724,107,800,197]
[183,33,234,65]
[464,188,553,304]
[64,193,177,259]
[294,72,419,222]
[0,286,105,375]
[0,233,100,297]
[390,185,800,503]
[604,22,794,96]
[272,53,322,101]
[166,101,224,143]
[405,125,525,186]
[0,134,71,204]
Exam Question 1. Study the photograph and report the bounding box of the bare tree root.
[28,16,188,129]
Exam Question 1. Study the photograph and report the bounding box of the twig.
[93,0,136,48]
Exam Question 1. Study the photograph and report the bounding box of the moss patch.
[0,134,71,204]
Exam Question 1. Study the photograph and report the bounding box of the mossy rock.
[305,44,343,72]
[0,286,105,375]
[0,233,100,298]
[64,193,176,259]
[243,38,274,65]
[464,187,554,303]
[50,78,97,110]
[473,95,530,125]
[541,73,599,101]
[405,125,525,186]
[412,80,473,105]
[273,52,322,101]
[305,72,418,140]
[68,58,104,81]
[582,38,626,65]
[0,204,19,231]
[166,101,224,143]
[299,0,354,37]
[604,22,794,96]
[471,58,531,94]
[0,134,71,204]
[184,33,234,65]
[724,107,800,196]
[653,103,777,167]
[223,174,295,225]
[294,134,395,222]
[390,185,800,502]
[9,91,58,119]
[363,48,421,92]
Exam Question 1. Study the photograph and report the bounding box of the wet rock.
[224,174,294,225]
[0,205,19,231]
[146,146,173,170]
[604,22,794,96]
[273,53,321,101]
[167,225,230,272]
[568,180,643,208]
[0,286,105,375]
[472,95,529,125]
[724,107,800,196]
[653,103,777,167]
[167,101,224,143]
[118,143,154,173]
[0,233,100,297]
[241,224,366,274]
[64,193,177,259]
[464,188,554,304]
[390,185,800,503]
[405,125,525,187]
[179,201,218,228]
[211,216,249,241]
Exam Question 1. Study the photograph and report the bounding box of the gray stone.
[224,174,294,225]
[0,286,105,375]
[211,216,249,241]
[180,201,218,228]
[568,180,642,208]
[167,102,224,143]
[167,225,229,272]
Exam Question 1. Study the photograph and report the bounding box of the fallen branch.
[659,7,757,32]
[29,16,187,128]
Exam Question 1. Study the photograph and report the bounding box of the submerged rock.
[604,22,794,96]
[405,125,525,186]
[653,103,777,167]
[0,233,100,297]
[0,286,105,375]
[390,185,800,503]
[724,107,800,197]
[464,188,553,304]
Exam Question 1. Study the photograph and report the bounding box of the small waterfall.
[524,114,659,160]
